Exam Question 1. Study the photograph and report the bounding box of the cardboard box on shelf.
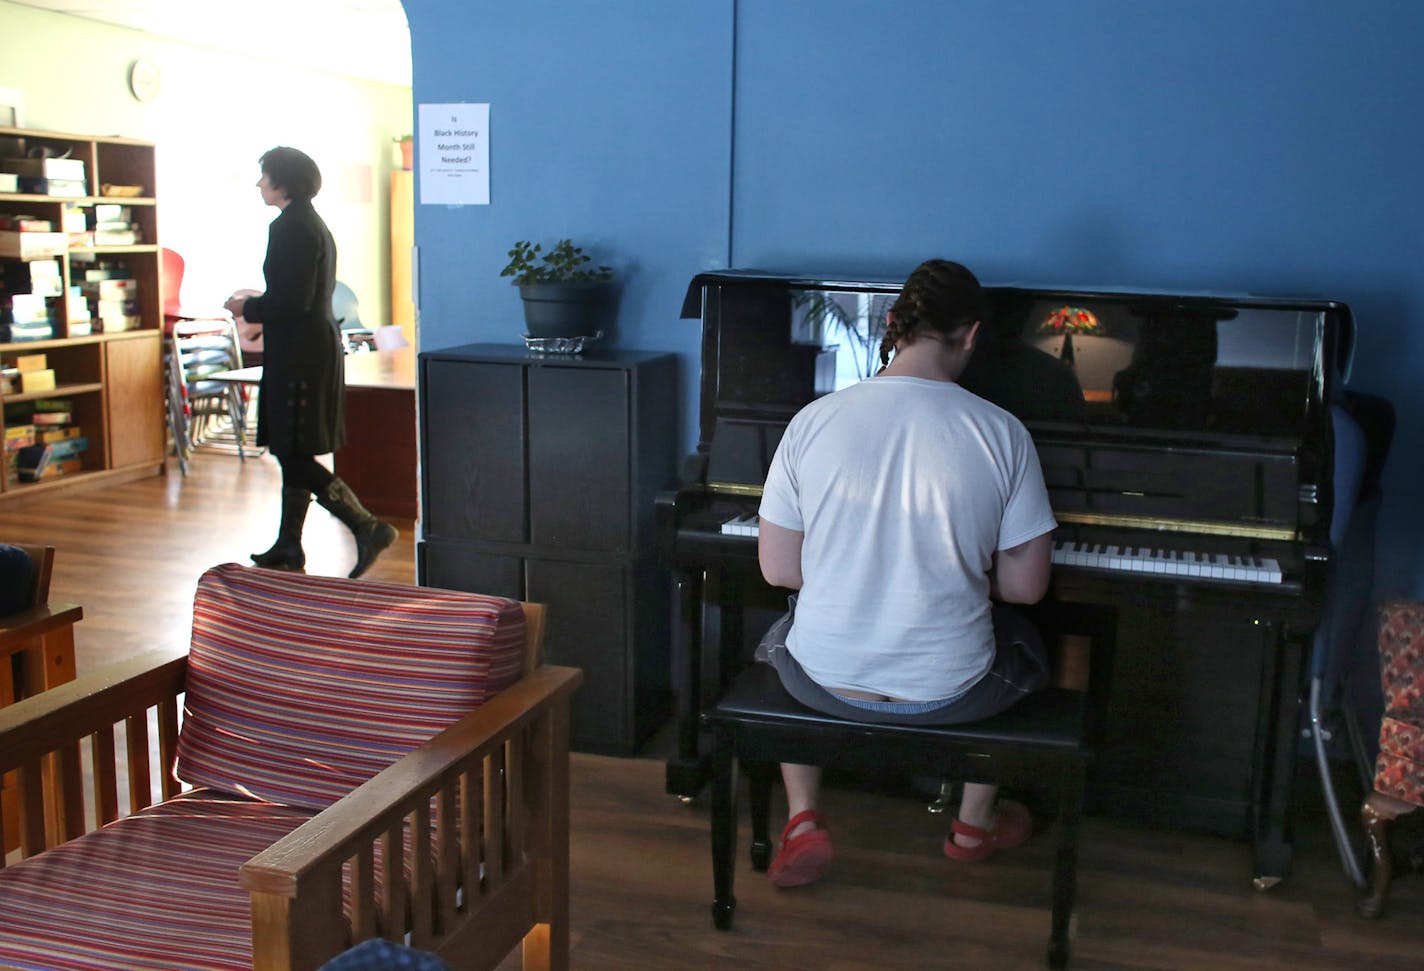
[14,354,47,372]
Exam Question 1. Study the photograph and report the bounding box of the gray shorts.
[759,602,1050,726]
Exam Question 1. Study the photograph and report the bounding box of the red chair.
[161,247,231,331]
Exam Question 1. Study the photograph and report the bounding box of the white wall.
[0,0,410,322]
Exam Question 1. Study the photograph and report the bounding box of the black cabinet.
[417,344,678,754]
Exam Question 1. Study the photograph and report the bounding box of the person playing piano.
[755,258,1059,887]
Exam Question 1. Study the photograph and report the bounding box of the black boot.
[251,487,310,570]
[315,477,398,578]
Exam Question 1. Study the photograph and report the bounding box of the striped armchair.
[0,564,581,971]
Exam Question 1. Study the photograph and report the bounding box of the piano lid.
[683,270,1352,446]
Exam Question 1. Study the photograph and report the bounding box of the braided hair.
[879,259,987,367]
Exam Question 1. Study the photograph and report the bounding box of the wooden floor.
[2,452,1421,970]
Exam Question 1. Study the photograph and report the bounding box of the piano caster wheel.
[1252,875,1282,891]
[677,794,696,806]
[712,897,736,930]
[750,838,772,871]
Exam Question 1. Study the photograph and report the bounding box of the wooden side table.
[0,600,82,851]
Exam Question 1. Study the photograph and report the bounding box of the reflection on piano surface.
[657,269,1353,885]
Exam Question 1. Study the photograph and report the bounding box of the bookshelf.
[0,126,166,499]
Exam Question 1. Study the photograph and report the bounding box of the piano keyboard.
[717,515,1282,585]
[720,513,761,537]
[1052,541,1282,584]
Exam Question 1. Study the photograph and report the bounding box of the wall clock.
[128,59,161,103]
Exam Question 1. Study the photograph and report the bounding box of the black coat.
[241,199,345,457]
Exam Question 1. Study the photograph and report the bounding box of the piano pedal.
[927,780,957,814]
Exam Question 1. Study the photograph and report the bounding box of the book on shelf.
[3,424,34,449]
[18,369,57,391]
[6,324,56,343]
[6,292,55,322]
[30,401,73,422]
[0,215,56,232]
[95,315,142,333]
[9,433,88,468]
[15,177,87,198]
[0,156,87,182]
[15,443,84,482]
[92,229,141,246]
[83,278,139,298]
[0,231,67,260]
[62,208,88,234]
[37,424,81,444]
[92,204,131,224]
[2,259,63,297]
[13,354,48,372]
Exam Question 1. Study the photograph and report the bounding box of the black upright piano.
[656,269,1353,885]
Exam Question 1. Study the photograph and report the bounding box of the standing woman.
[224,146,397,578]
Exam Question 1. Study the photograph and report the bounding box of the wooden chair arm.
[0,603,83,654]
[240,664,581,894]
[0,648,189,854]
[239,664,581,971]
[0,648,187,774]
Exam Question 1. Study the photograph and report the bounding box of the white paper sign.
[418,102,490,205]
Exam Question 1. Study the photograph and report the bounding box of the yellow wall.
[0,0,411,324]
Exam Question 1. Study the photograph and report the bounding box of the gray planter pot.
[518,282,613,338]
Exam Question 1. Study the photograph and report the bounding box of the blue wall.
[406,1,1424,598]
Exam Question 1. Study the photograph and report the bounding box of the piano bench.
[703,662,1095,969]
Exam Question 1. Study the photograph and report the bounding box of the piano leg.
[1251,620,1309,888]
[665,568,708,798]
[665,565,750,799]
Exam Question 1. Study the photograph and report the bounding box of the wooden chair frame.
[0,602,580,971]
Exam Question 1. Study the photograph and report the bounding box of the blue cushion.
[0,545,34,616]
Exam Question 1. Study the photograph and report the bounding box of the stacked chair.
[166,317,252,472]
[162,248,253,474]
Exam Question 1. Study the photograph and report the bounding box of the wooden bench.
[703,608,1110,968]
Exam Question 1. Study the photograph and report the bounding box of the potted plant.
[500,239,614,339]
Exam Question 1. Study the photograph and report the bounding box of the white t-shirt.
[759,376,1057,702]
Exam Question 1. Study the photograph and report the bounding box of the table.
[209,346,417,519]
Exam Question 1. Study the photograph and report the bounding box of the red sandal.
[942,799,1033,862]
[768,809,833,888]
